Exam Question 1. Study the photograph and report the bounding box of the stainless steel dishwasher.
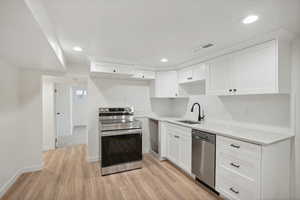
[192,129,216,189]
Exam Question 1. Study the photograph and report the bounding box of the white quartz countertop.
[134,115,294,146]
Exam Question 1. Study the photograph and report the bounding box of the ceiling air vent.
[193,43,214,53]
[201,43,214,49]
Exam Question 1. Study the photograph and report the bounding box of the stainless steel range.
[99,107,142,175]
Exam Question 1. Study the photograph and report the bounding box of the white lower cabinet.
[165,123,192,174]
[216,136,291,200]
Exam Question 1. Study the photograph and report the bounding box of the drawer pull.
[230,187,239,194]
[230,144,240,149]
[230,162,240,168]
[187,77,193,80]
[174,135,180,139]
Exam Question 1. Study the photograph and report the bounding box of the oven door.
[101,129,142,168]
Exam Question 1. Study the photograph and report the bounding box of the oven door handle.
[101,129,142,137]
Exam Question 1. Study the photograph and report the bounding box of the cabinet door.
[178,67,193,83]
[155,71,179,97]
[193,63,206,81]
[178,135,192,173]
[167,131,179,164]
[133,70,155,79]
[91,62,118,73]
[133,70,144,79]
[232,40,276,95]
[118,64,134,75]
[206,55,233,95]
[143,71,155,79]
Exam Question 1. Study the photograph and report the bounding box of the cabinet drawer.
[219,152,260,181]
[217,136,261,159]
[166,123,191,137]
[217,167,259,200]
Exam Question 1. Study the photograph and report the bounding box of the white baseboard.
[0,168,23,198]
[43,144,55,152]
[87,156,99,163]
[22,163,44,173]
[0,163,43,198]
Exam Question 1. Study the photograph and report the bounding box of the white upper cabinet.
[178,63,206,84]
[150,71,184,98]
[118,64,135,75]
[90,62,156,80]
[206,39,291,95]
[132,70,156,80]
[91,62,119,74]
[178,67,193,83]
[90,62,134,76]
[207,55,233,95]
[232,41,276,95]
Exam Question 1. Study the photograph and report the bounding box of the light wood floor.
[1,145,221,200]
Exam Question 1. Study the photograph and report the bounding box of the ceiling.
[0,0,65,71]
[0,0,300,70]
[43,0,300,69]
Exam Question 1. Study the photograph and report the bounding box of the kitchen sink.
[177,120,201,125]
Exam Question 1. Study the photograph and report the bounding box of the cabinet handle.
[233,89,237,92]
[230,187,239,194]
[229,89,233,92]
[230,162,240,168]
[187,77,193,80]
[174,135,180,139]
[175,93,178,96]
[230,144,240,149]
[142,75,145,78]
[113,69,116,72]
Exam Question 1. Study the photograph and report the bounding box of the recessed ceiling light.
[73,46,83,52]
[160,58,168,63]
[242,15,259,24]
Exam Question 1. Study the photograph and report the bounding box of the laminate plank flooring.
[1,145,221,200]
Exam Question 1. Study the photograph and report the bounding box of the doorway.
[42,76,88,150]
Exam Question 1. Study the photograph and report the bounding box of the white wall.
[42,77,55,151]
[291,38,300,200]
[72,85,88,126]
[0,60,22,196]
[87,77,156,161]
[18,69,43,169]
[173,93,290,128]
[0,63,44,197]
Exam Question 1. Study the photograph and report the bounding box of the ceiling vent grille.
[193,43,214,53]
[201,43,214,48]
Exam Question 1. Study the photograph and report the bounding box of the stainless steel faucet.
[191,103,205,121]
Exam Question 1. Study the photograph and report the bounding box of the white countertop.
[135,115,294,145]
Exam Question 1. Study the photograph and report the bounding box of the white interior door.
[55,83,72,147]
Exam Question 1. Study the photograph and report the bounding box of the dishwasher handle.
[193,135,209,141]
[192,129,216,144]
